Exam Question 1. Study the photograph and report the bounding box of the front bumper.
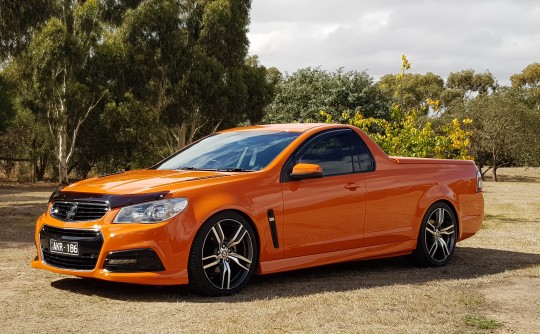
[31,210,192,285]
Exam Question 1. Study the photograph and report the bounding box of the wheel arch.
[416,182,461,236]
[418,198,461,240]
[198,208,262,263]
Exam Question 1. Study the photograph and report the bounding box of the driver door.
[281,129,366,258]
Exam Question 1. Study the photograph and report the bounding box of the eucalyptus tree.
[464,89,539,180]
[511,62,540,110]
[0,73,14,132]
[264,67,389,124]
[1,0,111,183]
[378,72,445,114]
[0,0,57,60]
[116,0,265,153]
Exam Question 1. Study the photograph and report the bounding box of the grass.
[0,167,539,333]
[464,315,502,330]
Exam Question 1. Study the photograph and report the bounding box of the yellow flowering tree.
[322,55,473,159]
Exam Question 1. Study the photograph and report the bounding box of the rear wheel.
[413,202,457,267]
[188,212,258,296]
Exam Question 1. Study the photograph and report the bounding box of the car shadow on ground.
[50,246,540,303]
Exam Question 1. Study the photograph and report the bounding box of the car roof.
[220,123,338,133]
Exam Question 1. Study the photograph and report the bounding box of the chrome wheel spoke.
[427,220,437,232]
[202,255,220,269]
[428,240,438,257]
[229,252,252,268]
[229,255,250,271]
[226,225,247,248]
[221,260,231,289]
[426,227,436,236]
[211,223,225,245]
[436,208,445,229]
[202,254,218,261]
[439,238,450,258]
[203,259,220,270]
[440,226,455,235]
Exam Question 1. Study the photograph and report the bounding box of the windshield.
[155,131,301,171]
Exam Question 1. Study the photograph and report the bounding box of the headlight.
[113,198,188,224]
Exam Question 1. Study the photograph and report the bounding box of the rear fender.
[415,184,461,238]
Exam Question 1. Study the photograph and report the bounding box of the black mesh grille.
[40,225,104,270]
[50,201,109,222]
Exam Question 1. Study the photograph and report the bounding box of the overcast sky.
[247,0,540,85]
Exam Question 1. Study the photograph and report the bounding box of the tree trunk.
[56,123,69,185]
[178,122,187,150]
[36,153,48,181]
[492,165,498,182]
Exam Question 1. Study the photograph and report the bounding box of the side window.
[348,132,375,172]
[296,132,354,176]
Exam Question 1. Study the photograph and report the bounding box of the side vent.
[267,209,280,249]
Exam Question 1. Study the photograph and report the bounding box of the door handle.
[344,182,361,190]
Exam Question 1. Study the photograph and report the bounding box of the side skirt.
[257,240,416,275]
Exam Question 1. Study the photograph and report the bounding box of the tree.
[0,0,275,180]
[378,71,445,113]
[465,89,539,181]
[511,62,540,110]
[0,0,57,60]
[511,63,540,88]
[2,0,109,183]
[264,67,389,123]
[114,0,265,153]
[324,55,473,160]
[0,73,15,132]
[72,0,269,175]
[444,69,497,102]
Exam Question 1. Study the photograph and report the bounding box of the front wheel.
[413,202,457,267]
[188,212,258,296]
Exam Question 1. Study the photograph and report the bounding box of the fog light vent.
[107,259,138,266]
[104,249,164,272]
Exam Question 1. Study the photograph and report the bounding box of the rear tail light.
[476,170,483,192]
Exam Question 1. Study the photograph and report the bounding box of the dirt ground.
[0,168,539,333]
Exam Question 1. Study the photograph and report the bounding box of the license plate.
[49,239,79,256]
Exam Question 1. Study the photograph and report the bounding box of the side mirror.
[290,163,324,181]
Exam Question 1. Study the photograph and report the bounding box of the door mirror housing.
[290,163,324,181]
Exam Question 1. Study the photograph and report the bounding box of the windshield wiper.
[217,168,253,172]
[178,166,198,170]
[177,166,217,171]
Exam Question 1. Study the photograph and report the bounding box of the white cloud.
[248,0,540,85]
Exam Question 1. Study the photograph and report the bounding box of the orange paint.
[32,124,484,285]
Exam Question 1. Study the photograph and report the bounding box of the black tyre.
[188,212,258,296]
[413,202,457,267]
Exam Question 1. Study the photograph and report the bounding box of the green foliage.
[337,109,472,159]
[464,315,502,330]
[378,71,444,114]
[511,63,540,110]
[0,73,15,132]
[0,0,273,179]
[111,0,267,158]
[10,0,110,183]
[265,67,390,123]
[323,56,473,160]
[2,1,540,180]
[511,62,540,88]
[462,88,540,180]
[0,0,58,60]
[446,69,497,99]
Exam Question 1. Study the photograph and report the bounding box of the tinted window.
[349,132,375,172]
[156,131,300,171]
[296,132,354,176]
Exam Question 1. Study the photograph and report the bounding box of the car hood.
[62,169,235,195]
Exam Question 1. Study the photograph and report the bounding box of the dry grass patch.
[0,170,539,333]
